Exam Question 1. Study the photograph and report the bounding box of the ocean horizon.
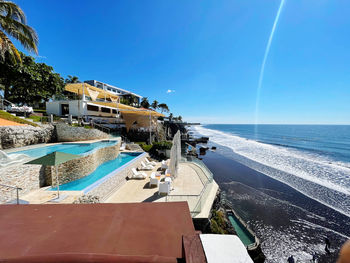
[192,124,350,261]
[192,124,350,216]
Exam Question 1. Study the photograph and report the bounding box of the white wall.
[46,100,120,118]
[46,101,61,115]
[68,100,84,117]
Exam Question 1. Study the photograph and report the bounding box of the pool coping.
[81,152,147,194]
[226,209,260,250]
[8,139,119,159]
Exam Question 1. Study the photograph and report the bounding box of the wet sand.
[199,145,350,262]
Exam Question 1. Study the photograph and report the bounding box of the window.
[112,109,118,114]
[101,107,111,113]
[87,105,99,112]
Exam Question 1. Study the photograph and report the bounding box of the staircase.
[0,97,14,110]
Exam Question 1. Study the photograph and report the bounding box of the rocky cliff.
[55,123,108,142]
[0,125,55,150]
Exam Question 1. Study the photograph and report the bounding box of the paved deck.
[106,161,218,219]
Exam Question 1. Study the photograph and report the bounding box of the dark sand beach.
[199,144,350,262]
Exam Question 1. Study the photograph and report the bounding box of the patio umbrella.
[26,151,79,199]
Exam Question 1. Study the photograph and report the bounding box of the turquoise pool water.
[51,152,142,191]
[228,212,255,246]
[11,140,118,158]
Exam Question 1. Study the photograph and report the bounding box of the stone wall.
[46,141,121,186]
[87,153,148,200]
[55,123,108,142]
[0,164,44,203]
[0,125,55,150]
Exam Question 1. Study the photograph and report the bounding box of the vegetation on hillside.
[210,210,228,234]
[0,110,38,126]
[0,52,65,104]
[136,140,173,154]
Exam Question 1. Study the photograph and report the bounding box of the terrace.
[106,156,218,219]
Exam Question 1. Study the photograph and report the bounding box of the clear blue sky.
[13,0,350,124]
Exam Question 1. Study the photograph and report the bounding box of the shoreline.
[197,142,350,262]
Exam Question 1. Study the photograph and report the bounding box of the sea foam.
[193,126,350,217]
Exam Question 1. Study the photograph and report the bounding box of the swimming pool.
[227,212,256,246]
[51,152,142,191]
[10,140,118,158]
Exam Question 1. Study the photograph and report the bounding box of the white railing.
[166,156,214,216]
[0,184,22,204]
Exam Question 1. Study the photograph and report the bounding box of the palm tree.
[140,97,150,109]
[169,113,173,121]
[158,103,169,113]
[65,75,80,84]
[0,0,38,63]
[151,100,158,110]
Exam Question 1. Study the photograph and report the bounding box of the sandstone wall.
[46,140,121,186]
[56,123,108,142]
[87,153,148,200]
[0,125,55,150]
[0,164,44,203]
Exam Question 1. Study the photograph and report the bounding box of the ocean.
[191,124,350,262]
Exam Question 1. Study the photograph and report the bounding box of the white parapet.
[200,234,253,263]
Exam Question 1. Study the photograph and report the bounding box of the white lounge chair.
[149,172,159,187]
[161,160,169,170]
[120,143,126,151]
[145,157,157,166]
[130,168,147,179]
[159,182,170,195]
[140,161,153,171]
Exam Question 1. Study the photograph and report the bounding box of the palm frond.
[0,29,21,63]
[0,1,26,24]
[0,14,38,54]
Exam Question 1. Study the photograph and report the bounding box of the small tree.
[65,75,80,84]
[0,52,64,104]
[151,100,158,110]
[141,97,150,108]
[158,103,169,113]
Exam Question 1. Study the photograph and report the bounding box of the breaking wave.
[193,125,350,217]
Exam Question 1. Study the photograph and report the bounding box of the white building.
[84,80,142,106]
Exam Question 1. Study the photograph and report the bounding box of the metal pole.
[56,165,60,199]
[16,188,19,205]
[104,84,106,102]
[149,111,152,144]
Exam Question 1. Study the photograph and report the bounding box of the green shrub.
[210,210,227,234]
[135,142,153,152]
[152,141,172,150]
[142,144,153,152]
[210,219,225,234]
[33,109,46,113]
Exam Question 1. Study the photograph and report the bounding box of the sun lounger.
[149,172,159,187]
[140,161,153,170]
[161,160,169,170]
[159,182,170,195]
[145,157,157,166]
[120,143,126,151]
[130,168,147,179]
